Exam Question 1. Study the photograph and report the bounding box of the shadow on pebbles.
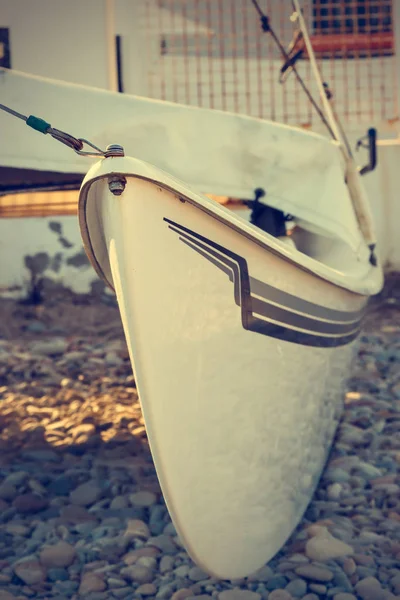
[0,275,399,600]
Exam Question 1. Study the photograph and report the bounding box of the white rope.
[291,0,344,147]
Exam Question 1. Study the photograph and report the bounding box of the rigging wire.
[0,102,106,156]
[249,0,336,140]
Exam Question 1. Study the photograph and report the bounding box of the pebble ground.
[0,275,399,600]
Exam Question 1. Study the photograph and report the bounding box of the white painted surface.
[0,0,109,89]
[0,216,97,295]
[91,173,365,578]
[80,155,383,295]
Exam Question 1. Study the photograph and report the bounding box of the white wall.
[1,0,109,88]
[0,216,98,296]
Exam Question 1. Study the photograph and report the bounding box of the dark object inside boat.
[356,128,378,176]
[246,188,287,238]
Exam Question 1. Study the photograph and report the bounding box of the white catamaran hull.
[79,156,372,579]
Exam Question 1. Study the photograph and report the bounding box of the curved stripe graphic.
[164,218,365,347]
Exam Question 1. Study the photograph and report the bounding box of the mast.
[291,0,377,262]
[291,0,347,152]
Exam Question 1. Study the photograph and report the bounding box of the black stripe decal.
[168,224,247,311]
[250,297,360,335]
[247,316,360,348]
[164,218,364,347]
[180,238,234,283]
[250,278,364,323]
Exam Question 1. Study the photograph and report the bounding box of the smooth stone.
[70,480,103,506]
[188,566,209,581]
[60,504,98,524]
[324,469,351,483]
[333,570,353,592]
[357,567,378,579]
[171,590,193,600]
[309,584,327,594]
[288,554,309,564]
[248,565,274,582]
[37,505,60,520]
[31,521,53,541]
[0,482,17,501]
[92,525,118,540]
[302,596,319,600]
[327,483,343,500]
[105,351,122,366]
[295,565,333,582]
[285,578,307,597]
[305,534,354,561]
[163,522,177,536]
[3,471,29,486]
[353,555,376,566]
[391,574,400,594]
[111,587,133,598]
[358,531,385,545]
[149,520,165,536]
[47,567,69,581]
[147,534,178,555]
[333,595,357,600]
[371,484,399,495]
[266,575,288,590]
[97,507,144,520]
[79,572,106,594]
[136,583,157,596]
[54,580,79,594]
[342,558,357,576]
[174,566,190,577]
[84,593,108,600]
[21,449,60,462]
[355,463,383,480]
[122,546,159,565]
[120,564,154,583]
[355,577,385,600]
[39,540,76,568]
[110,495,129,510]
[30,338,68,356]
[149,504,167,523]
[192,588,210,598]
[0,592,18,600]
[218,591,262,600]
[13,559,46,585]
[129,491,157,507]
[5,523,30,536]
[159,555,175,573]
[269,592,293,600]
[13,493,49,514]
[26,320,48,333]
[107,577,127,588]
[136,556,157,570]
[156,583,177,599]
[48,476,77,496]
[124,519,150,539]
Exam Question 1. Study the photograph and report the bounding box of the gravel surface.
[0,274,399,600]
